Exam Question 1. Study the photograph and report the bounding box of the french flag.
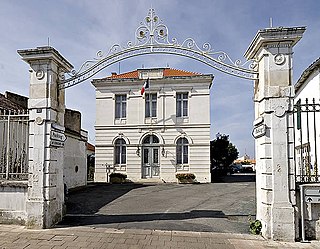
[141,78,150,95]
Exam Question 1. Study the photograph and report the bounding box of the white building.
[92,68,213,183]
[294,58,320,181]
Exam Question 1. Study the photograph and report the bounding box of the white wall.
[63,133,87,189]
[0,183,27,224]
[295,70,320,100]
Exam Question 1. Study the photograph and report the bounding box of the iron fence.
[0,110,29,180]
[294,98,320,183]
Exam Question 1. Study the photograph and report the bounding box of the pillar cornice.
[18,46,73,73]
[244,27,306,60]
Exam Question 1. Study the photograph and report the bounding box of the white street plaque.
[51,130,66,142]
[305,188,320,196]
[50,140,64,148]
[252,124,266,139]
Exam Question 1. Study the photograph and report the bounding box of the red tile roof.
[109,70,139,79]
[107,68,200,79]
[87,142,95,152]
[163,68,200,77]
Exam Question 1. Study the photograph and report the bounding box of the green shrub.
[175,173,196,181]
[109,172,127,180]
[249,219,262,235]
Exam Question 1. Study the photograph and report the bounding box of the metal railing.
[294,98,320,183]
[0,109,29,180]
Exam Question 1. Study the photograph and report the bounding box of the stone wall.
[0,181,27,225]
[64,130,88,189]
[4,91,28,109]
[65,108,81,134]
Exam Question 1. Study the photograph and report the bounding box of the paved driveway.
[59,173,256,234]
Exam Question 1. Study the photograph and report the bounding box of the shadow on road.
[58,181,255,233]
[64,183,147,214]
[60,184,233,228]
[59,210,228,227]
[212,173,256,183]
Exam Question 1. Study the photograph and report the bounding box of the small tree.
[210,133,239,169]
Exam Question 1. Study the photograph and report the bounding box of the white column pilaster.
[245,27,305,241]
[18,47,73,228]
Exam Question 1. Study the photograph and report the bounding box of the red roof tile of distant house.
[107,68,201,79]
[87,142,95,152]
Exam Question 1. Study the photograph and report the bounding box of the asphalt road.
[58,173,256,234]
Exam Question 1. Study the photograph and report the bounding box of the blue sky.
[1,0,320,158]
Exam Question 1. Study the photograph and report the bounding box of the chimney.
[111,72,117,77]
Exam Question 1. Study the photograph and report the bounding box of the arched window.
[114,138,126,164]
[142,135,159,145]
[176,137,188,164]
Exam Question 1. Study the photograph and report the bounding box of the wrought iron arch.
[59,8,258,89]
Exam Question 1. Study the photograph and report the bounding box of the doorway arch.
[141,134,160,178]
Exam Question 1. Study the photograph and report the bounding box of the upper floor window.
[145,93,157,118]
[176,137,189,164]
[114,138,126,165]
[176,93,188,117]
[115,95,126,119]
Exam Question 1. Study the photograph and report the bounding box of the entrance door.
[141,135,160,178]
[142,147,160,178]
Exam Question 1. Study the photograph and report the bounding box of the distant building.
[0,91,88,189]
[86,142,95,156]
[92,68,213,183]
[233,154,256,171]
[0,91,28,112]
[86,142,95,181]
[235,154,250,162]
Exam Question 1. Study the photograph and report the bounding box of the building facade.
[92,68,213,183]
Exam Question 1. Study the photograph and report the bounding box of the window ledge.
[176,117,189,123]
[145,117,157,124]
[176,164,190,171]
[114,118,127,125]
[114,165,127,170]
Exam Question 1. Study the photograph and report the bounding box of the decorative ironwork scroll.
[59,8,258,89]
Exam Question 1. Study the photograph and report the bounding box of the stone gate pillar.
[18,47,73,228]
[244,27,306,241]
